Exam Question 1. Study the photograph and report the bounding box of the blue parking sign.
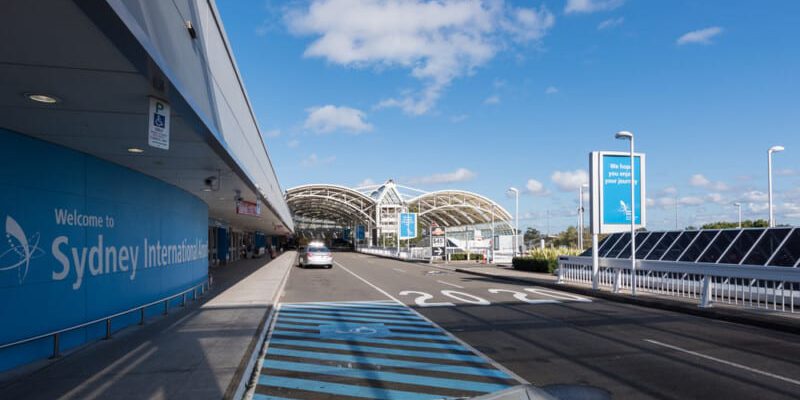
[398,213,417,239]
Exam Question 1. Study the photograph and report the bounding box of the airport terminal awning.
[0,0,292,235]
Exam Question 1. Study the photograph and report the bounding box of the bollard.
[613,268,622,293]
[699,275,713,308]
[140,308,145,325]
[52,333,60,358]
[163,300,169,315]
[105,319,112,339]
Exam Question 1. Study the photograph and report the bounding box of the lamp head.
[769,145,785,153]
[733,202,741,207]
[507,187,519,194]
[615,130,634,140]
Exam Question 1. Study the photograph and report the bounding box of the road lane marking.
[437,280,464,289]
[524,288,591,303]
[392,268,407,273]
[488,288,560,304]
[335,261,529,385]
[644,339,800,387]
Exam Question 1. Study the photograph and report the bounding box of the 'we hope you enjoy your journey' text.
[50,209,207,290]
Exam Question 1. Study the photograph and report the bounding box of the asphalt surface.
[262,251,800,400]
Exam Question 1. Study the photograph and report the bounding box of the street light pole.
[615,131,637,296]
[733,202,742,228]
[507,187,519,257]
[768,145,784,228]
[579,184,588,249]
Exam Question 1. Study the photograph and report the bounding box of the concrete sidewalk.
[0,252,294,400]
[434,263,800,335]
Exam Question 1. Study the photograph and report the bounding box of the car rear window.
[308,247,330,253]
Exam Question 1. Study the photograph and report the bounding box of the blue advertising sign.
[590,151,646,234]
[356,225,365,240]
[602,154,642,225]
[398,213,417,240]
[0,128,208,371]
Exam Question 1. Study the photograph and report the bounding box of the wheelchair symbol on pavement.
[335,326,377,335]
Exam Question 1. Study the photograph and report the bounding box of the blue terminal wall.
[0,128,208,371]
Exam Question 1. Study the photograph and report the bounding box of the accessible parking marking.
[254,300,519,399]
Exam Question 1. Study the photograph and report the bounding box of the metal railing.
[357,246,430,261]
[558,256,800,312]
[0,280,210,358]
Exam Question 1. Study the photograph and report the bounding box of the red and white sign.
[236,200,261,217]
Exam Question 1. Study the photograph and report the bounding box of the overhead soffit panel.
[0,0,288,235]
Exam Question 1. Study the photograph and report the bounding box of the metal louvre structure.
[286,184,376,227]
[559,227,800,313]
[408,190,514,230]
[285,180,514,239]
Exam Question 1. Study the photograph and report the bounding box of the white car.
[299,245,333,268]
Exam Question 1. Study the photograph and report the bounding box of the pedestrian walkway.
[252,300,520,399]
[0,252,295,400]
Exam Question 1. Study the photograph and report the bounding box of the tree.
[524,227,543,245]
[701,219,769,229]
[552,226,579,248]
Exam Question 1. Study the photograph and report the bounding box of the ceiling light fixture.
[25,93,60,104]
[127,147,145,154]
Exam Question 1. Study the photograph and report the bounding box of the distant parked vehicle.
[329,238,354,251]
[298,243,333,269]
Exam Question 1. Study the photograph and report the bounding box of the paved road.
[257,251,800,400]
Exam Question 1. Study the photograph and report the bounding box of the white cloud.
[484,95,500,105]
[677,26,723,46]
[689,174,729,191]
[679,196,705,206]
[407,168,476,185]
[597,17,624,30]
[689,174,710,187]
[287,0,554,115]
[301,153,336,167]
[263,129,282,138]
[287,139,300,148]
[550,169,588,192]
[304,105,373,134]
[776,168,798,177]
[706,193,726,204]
[544,86,559,94]
[742,190,768,202]
[450,114,468,123]
[565,0,624,14]
[661,186,678,195]
[356,178,376,187]
[525,179,548,196]
[748,202,768,213]
[779,202,800,219]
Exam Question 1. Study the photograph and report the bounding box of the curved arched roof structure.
[286,180,513,234]
[285,184,376,226]
[408,190,513,228]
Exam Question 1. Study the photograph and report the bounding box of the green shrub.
[449,253,485,261]
[512,256,553,273]
[513,248,582,274]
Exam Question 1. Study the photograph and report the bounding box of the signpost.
[236,199,261,217]
[398,213,417,240]
[589,151,646,289]
[356,225,365,241]
[430,225,446,261]
[147,97,170,150]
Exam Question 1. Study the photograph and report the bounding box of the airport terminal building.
[0,1,292,371]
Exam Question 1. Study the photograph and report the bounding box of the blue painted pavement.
[251,300,519,399]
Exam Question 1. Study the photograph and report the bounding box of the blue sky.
[217,0,800,233]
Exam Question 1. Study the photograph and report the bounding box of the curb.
[228,253,295,400]
[454,268,800,336]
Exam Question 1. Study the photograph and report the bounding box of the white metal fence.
[358,247,430,261]
[558,256,800,313]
